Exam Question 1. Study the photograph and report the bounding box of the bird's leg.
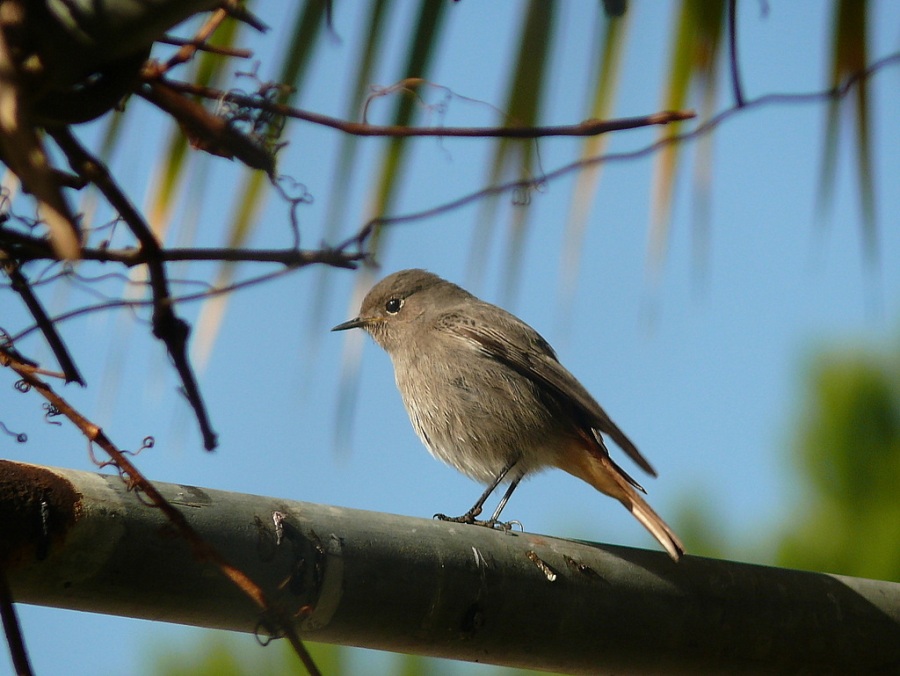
[483,475,523,530]
[435,457,518,525]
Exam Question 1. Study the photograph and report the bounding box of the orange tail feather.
[557,444,685,561]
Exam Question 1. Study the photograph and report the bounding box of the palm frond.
[818,0,874,259]
[648,0,725,280]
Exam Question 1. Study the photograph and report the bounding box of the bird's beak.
[331,316,368,332]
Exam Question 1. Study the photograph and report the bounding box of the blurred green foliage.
[151,635,343,676]
[777,344,900,581]
[148,632,562,676]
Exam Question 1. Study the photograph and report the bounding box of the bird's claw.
[433,512,477,524]
[434,513,523,532]
[487,518,523,532]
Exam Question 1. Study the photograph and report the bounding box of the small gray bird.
[333,269,684,560]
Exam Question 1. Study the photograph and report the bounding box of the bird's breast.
[390,348,570,482]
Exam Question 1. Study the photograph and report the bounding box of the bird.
[333,269,684,561]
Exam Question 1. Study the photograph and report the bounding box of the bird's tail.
[557,445,685,561]
[624,487,685,561]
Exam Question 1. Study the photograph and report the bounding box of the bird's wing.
[441,306,657,477]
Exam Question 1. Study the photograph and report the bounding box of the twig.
[93,244,361,267]
[0,568,33,676]
[0,358,65,381]
[220,0,269,33]
[10,52,899,348]
[340,51,900,249]
[157,78,695,138]
[0,228,364,268]
[48,128,218,451]
[163,8,231,73]
[2,262,84,385]
[10,268,296,344]
[138,81,275,173]
[1,353,320,676]
[728,0,745,107]
[158,36,252,59]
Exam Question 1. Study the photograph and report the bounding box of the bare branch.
[341,51,900,250]
[0,568,33,676]
[1,228,365,269]
[0,353,320,676]
[48,128,218,451]
[157,35,252,59]
[138,81,276,173]
[728,0,746,107]
[2,262,84,385]
[160,7,232,73]
[220,0,269,33]
[9,268,296,344]
[158,78,696,138]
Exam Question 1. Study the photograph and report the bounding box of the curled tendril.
[254,617,283,647]
[42,403,62,425]
[14,379,31,393]
[218,83,287,152]
[275,175,313,205]
[87,440,116,470]
[0,420,27,442]
[511,186,531,206]
[118,435,156,458]
[510,177,548,207]
[219,68,291,153]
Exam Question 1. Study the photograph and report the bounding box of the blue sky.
[4,2,900,674]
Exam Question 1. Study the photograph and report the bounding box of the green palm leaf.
[818,0,875,259]
[649,0,724,280]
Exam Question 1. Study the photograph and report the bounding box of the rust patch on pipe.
[0,460,81,568]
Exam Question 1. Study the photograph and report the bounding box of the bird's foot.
[433,511,479,524]
[483,518,523,532]
[434,512,523,532]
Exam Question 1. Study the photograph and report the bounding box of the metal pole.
[2,459,899,674]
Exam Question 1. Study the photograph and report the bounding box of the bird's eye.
[385,298,403,314]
